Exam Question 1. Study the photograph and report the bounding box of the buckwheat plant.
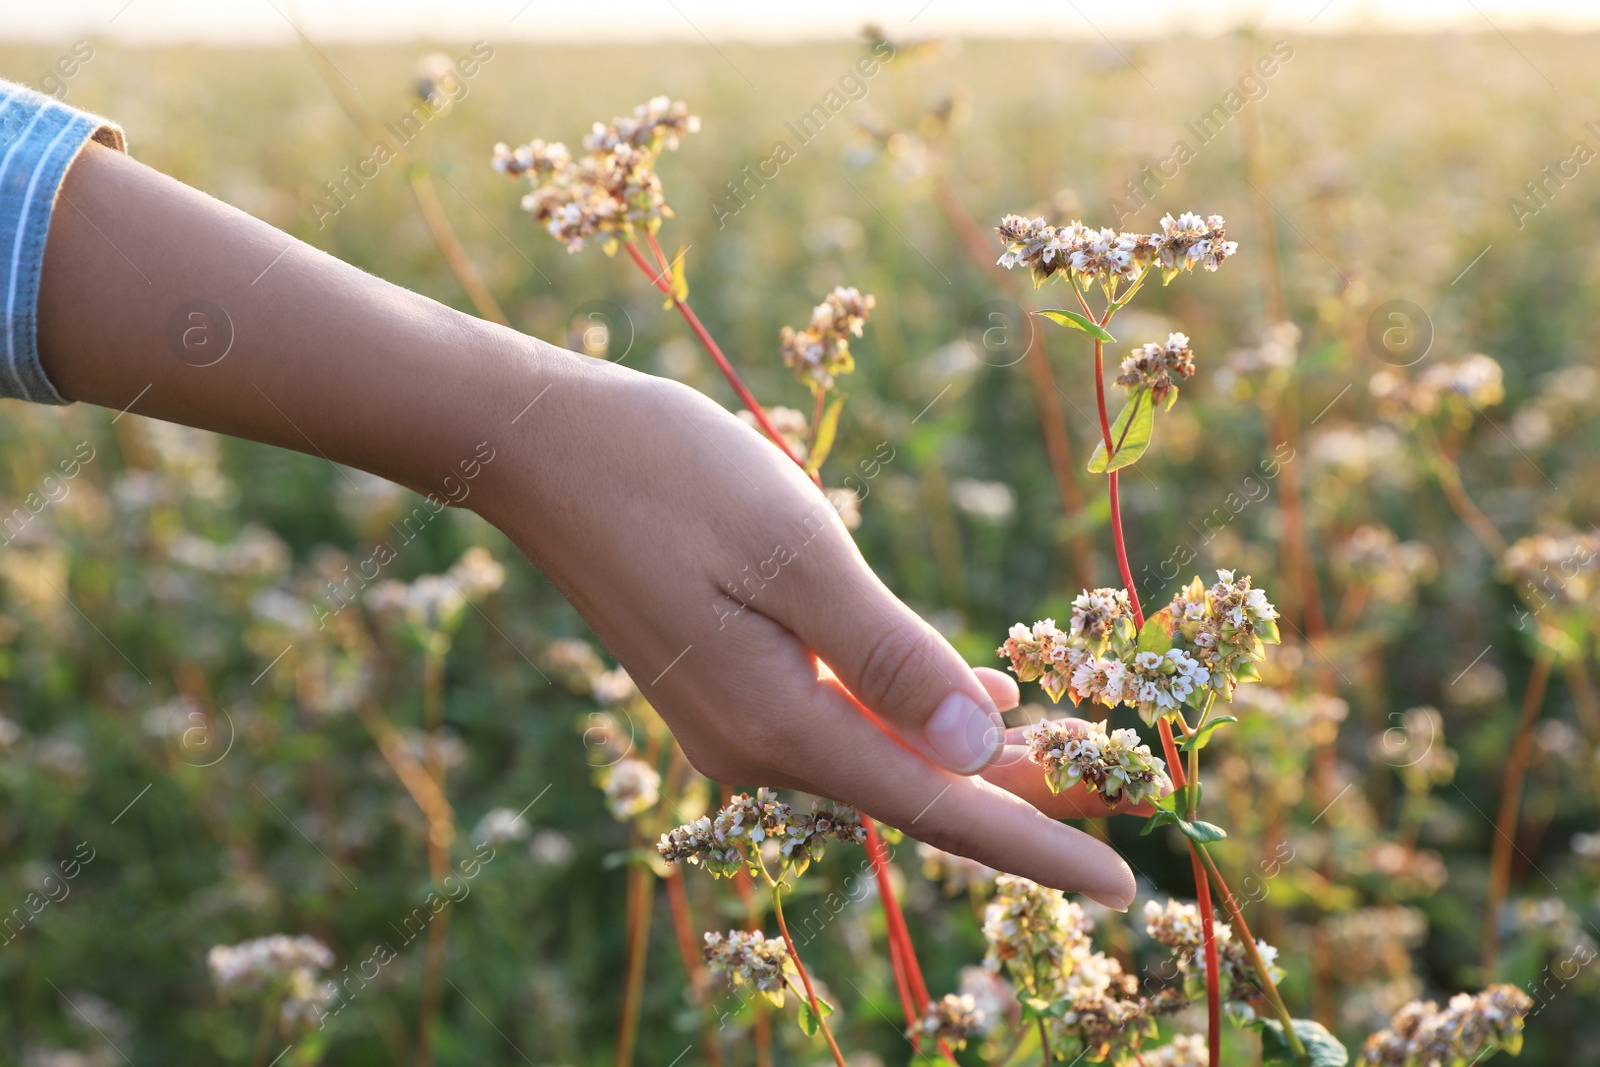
[496,101,939,1058]
[993,210,1346,1065]
[659,790,867,1064]
[208,934,337,1061]
[1360,986,1532,1067]
[982,874,1187,1062]
[494,99,811,472]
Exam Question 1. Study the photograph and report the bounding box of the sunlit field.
[1,25,1597,1066]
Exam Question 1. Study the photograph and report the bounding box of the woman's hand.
[483,367,1138,909]
[39,142,1137,909]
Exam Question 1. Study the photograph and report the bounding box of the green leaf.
[1087,390,1155,473]
[1141,809,1180,836]
[1178,819,1228,843]
[805,395,846,475]
[1260,1018,1349,1066]
[1180,716,1239,753]
[1159,783,1201,813]
[1037,309,1116,343]
[1137,609,1173,655]
[797,1000,816,1033]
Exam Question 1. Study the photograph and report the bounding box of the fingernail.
[925,692,1005,773]
[1082,863,1137,912]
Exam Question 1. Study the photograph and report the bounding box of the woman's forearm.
[36,141,587,511]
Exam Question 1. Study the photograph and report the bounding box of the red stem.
[1158,720,1222,1067]
[665,870,725,1067]
[1092,336,1145,626]
[864,818,927,1009]
[624,242,813,478]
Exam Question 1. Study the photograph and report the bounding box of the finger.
[790,674,1137,910]
[975,666,1019,713]
[771,548,1006,775]
[980,744,1160,819]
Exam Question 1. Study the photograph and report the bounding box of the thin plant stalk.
[294,28,509,327]
[415,646,453,1067]
[622,241,810,474]
[1481,654,1553,976]
[928,174,1094,588]
[864,818,928,1024]
[1156,718,1221,1067]
[1081,282,1302,1060]
[665,870,725,1067]
[770,888,849,1067]
[1193,842,1305,1056]
[614,847,654,1067]
[1420,424,1509,559]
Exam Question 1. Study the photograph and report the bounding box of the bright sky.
[4,0,1599,42]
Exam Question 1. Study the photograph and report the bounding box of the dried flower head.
[704,930,797,1005]
[910,994,987,1050]
[1116,333,1196,408]
[780,286,876,393]
[1360,984,1533,1067]
[493,97,699,253]
[1023,718,1170,808]
[995,211,1235,290]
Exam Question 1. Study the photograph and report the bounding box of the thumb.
[778,558,1008,774]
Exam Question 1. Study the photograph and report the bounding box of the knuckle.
[854,624,930,716]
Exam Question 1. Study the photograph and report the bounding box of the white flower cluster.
[1503,529,1600,617]
[1168,570,1282,701]
[1001,573,1276,723]
[657,789,863,879]
[493,97,699,253]
[1361,985,1533,1067]
[1333,524,1438,605]
[1116,333,1196,408]
[1022,719,1170,809]
[1140,1033,1210,1067]
[1144,899,1282,1022]
[995,588,1134,705]
[472,807,530,846]
[1370,353,1505,418]
[599,757,661,821]
[984,876,1176,1060]
[780,286,876,393]
[995,211,1237,287]
[207,935,337,1029]
[909,993,987,1050]
[365,546,505,637]
[703,930,796,1005]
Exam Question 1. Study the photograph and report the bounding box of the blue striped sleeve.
[0,80,126,405]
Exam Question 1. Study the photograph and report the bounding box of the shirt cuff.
[0,80,127,406]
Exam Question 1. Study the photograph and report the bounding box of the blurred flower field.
[1,23,1599,1066]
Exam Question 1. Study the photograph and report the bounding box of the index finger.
[790,675,1138,910]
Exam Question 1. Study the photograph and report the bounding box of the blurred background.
[1,2,1598,1065]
